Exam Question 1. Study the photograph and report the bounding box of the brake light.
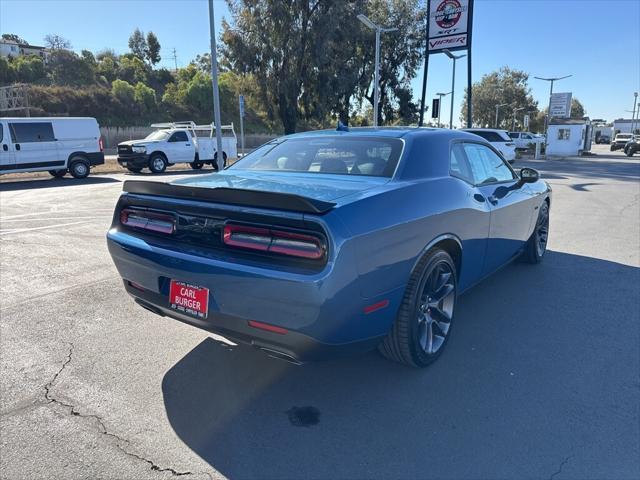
[223,224,325,260]
[120,208,175,234]
[99,137,104,152]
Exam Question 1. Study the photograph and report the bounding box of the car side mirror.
[519,167,539,184]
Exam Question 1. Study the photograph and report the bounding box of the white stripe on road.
[1,215,112,223]
[0,221,90,235]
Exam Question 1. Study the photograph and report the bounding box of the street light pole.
[357,14,398,128]
[534,75,572,145]
[208,0,224,170]
[443,49,466,129]
[495,103,508,128]
[632,92,638,135]
[512,107,525,131]
[436,92,451,128]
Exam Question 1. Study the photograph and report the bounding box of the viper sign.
[428,0,472,52]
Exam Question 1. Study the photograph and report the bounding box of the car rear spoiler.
[122,180,336,214]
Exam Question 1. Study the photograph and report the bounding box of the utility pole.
[512,107,525,132]
[435,92,451,128]
[208,0,224,170]
[171,48,178,72]
[495,103,508,128]
[632,92,638,135]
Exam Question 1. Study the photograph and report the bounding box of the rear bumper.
[117,154,149,169]
[106,229,401,362]
[88,152,105,166]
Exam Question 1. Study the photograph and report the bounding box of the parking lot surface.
[1,146,639,479]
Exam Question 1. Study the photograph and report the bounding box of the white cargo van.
[117,121,237,173]
[0,117,104,178]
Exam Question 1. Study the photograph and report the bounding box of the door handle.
[185,143,191,146]
[2,144,7,151]
[487,195,498,205]
[15,143,20,151]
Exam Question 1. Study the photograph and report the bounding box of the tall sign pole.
[418,1,431,127]
[238,94,246,157]
[420,0,474,128]
[208,0,224,170]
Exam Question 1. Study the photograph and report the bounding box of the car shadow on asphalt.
[0,176,121,192]
[161,251,640,479]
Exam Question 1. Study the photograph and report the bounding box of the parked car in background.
[462,128,516,162]
[595,134,610,144]
[107,127,551,367]
[611,133,633,151]
[508,131,545,150]
[117,122,237,174]
[0,117,104,178]
[623,136,640,157]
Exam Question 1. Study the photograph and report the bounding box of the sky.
[1,0,639,127]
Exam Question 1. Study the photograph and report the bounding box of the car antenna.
[336,120,349,132]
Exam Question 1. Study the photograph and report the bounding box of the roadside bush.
[111,79,135,104]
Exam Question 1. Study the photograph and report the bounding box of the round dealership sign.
[435,0,463,29]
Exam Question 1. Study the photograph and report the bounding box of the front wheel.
[49,169,67,178]
[626,148,635,157]
[148,154,167,174]
[190,161,204,170]
[69,157,90,179]
[213,151,228,170]
[379,249,457,368]
[523,201,549,264]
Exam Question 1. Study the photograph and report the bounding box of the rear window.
[9,122,55,143]
[230,136,403,177]
[508,132,519,139]
[468,130,507,142]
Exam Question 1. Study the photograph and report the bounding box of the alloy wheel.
[536,205,549,257]
[417,262,455,355]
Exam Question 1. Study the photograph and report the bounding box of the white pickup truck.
[117,122,237,173]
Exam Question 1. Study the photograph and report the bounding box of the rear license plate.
[169,280,209,319]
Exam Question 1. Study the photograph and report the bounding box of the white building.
[0,40,49,62]
[546,118,592,157]
[613,119,639,135]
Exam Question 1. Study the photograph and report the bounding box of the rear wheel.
[190,161,204,170]
[69,157,90,179]
[379,249,457,368]
[48,169,67,178]
[523,201,549,264]
[213,151,227,170]
[148,154,167,174]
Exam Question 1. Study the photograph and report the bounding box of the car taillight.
[223,224,325,260]
[99,137,104,152]
[120,208,175,234]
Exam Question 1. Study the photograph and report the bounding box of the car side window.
[449,143,473,184]
[169,131,189,142]
[0,124,3,143]
[463,143,515,185]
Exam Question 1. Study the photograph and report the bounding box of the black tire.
[48,169,67,178]
[127,167,142,173]
[148,153,167,174]
[610,145,615,151]
[190,161,204,170]
[213,151,228,170]
[69,157,90,179]
[523,201,550,264]
[626,148,635,157]
[378,249,457,368]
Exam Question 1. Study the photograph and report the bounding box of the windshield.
[230,136,403,177]
[145,130,171,141]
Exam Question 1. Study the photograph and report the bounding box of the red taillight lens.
[120,208,175,234]
[99,137,104,152]
[223,224,325,260]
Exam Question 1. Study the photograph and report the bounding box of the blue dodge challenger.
[107,127,551,367]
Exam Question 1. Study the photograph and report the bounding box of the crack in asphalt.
[42,343,198,478]
[549,455,573,480]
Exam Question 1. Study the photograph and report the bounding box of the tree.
[44,34,72,50]
[48,50,94,86]
[118,55,148,84]
[112,79,135,104]
[2,34,28,45]
[134,82,156,113]
[0,57,16,84]
[460,66,539,129]
[570,98,586,118]
[145,32,161,65]
[13,55,47,83]
[128,28,147,60]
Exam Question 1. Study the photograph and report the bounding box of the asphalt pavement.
[1,145,639,479]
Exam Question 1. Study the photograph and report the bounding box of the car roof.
[283,126,484,142]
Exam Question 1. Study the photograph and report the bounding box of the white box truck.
[117,121,237,174]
